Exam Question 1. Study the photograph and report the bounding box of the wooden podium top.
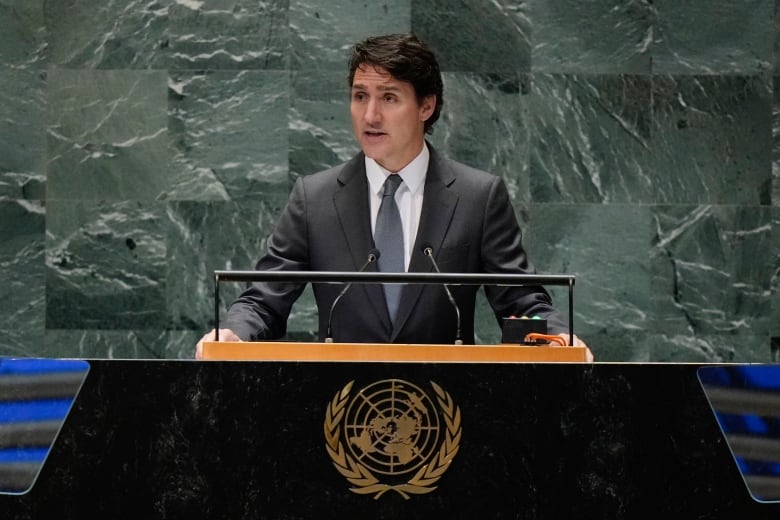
[202,341,588,363]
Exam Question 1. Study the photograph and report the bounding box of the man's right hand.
[195,328,242,359]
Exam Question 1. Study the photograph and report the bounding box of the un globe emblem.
[345,380,440,475]
[324,379,461,499]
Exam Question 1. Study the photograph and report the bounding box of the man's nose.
[364,99,381,124]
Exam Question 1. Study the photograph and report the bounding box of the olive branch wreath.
[324,380,461,500]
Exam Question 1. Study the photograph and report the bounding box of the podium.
[201,341,589,362]
[1,357,777,518]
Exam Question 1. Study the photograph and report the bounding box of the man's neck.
[373,141,425,173]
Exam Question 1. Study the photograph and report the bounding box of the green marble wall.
[0,0,777,361]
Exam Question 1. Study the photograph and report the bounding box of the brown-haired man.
[197,34,590,358]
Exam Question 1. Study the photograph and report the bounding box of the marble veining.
[528,74,654,203]
[0,69,46,200]
[290,0,410,71]
[0,201,45,333]
[653,0,773,74]
[45,200,167,330]
[412,0,531,72]
[530,0,653,73]
[651,205,773,338]
[45,0,169,68]
[46,70,169,201]
[167,70,290,202]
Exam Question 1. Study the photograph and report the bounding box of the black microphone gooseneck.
[324,249,380,343]
[423,246,463,345]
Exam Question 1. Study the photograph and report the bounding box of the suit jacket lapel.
[333,153,393,333]
[391,148,459,340]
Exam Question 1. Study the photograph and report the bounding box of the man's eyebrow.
[351,83,402,91]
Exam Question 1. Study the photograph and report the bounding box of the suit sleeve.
[222,177,309,340]
[481,177,569,333]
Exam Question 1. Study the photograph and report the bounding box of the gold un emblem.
[324,379,462,499]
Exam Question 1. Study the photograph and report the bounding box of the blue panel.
[699,365,780,503]
[0,359,89,495]
[0,399,76,423]
[736,458,780,477]
[0,448,49,464]
[0,358,89,375]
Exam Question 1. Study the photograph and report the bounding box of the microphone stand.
[423,247,463,345]
[324,250,379,343]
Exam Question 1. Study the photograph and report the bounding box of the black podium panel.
[0,361,777,519]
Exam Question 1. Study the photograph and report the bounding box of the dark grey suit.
[224,146,566,344]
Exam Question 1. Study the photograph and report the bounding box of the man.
[196,34,589,358]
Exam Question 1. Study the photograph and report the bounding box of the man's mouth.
[364,130,387,137]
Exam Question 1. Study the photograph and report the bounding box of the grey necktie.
[375,174,404,322]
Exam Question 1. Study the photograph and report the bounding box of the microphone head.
[367,248,380,262]
[421,244,433,256]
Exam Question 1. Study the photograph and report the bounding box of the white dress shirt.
[365,143,429,270]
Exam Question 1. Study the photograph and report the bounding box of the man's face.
[350,64,435,173]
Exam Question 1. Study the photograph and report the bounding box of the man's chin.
[360,143,386,161]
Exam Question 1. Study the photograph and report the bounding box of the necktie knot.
[383,175,403,197]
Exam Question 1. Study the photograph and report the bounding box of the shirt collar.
[365,142,429,196]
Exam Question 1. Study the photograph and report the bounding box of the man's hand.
[195,328,242,359]
[556,333,594,362]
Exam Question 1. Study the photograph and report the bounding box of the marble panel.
[46,69,169,201]
[651,75,772,205]
[0,329,44,358]
[412,0,530,72]
[653,0,773,74]
[0,68,45,200]
[167,70,289,202]
[527,74,654,203]
[44,0,168,68]
[529,0,653,74]
[0,201,45,333]
[427,73,528,203]
[772,207,779,337]
[585,329,652,362]
[284,284,318,342]
[774,76,780,205]
[650,205,773,340]
[163,329,204,359]
[289,0,410,71]
[45,200,167,330]
[165,200,281,332]
[289,70,358,178]
[0,0,45,67]
[472,287,514,346]
[41,329,196,359]
[650,333,774,363]
[524,204,652,355]
[167,0,289,70]
[776,0,780,73]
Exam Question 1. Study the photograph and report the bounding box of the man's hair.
[348,33,444,135]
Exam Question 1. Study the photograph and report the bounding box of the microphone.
[324,249,380,343]
[422,246,463,345]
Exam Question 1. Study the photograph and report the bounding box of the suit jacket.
[223,145,567,344]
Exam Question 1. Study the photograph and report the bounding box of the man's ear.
[420,95,436,122]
